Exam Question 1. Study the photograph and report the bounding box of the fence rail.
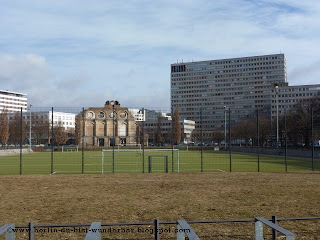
[2,216,319,240]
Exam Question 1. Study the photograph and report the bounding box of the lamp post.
[224,106,227,150]
[275,85,279,147]
[29,104,32,151]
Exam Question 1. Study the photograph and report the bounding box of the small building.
[83,101,139,147]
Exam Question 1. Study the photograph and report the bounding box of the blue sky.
[0,0,320,109]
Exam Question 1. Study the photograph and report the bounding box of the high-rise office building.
[171,54,287,136]
[0,90,28,113]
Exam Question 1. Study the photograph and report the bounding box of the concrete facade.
[271,83,320,117]
[171,54,287,136]
[171,53,320,138]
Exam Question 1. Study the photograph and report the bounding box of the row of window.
[182,55,284,68]
[279,87,320,92]
[0,97,27,103]
[172,70,285,78]
[0,92,27,98]
[172,81,278,91]
[188,64,283,72]
[172,75,282,84]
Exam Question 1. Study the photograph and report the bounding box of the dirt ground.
[0,172,320,239]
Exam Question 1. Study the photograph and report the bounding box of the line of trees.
[154,107,182,146]
[0,110,69,147]
[223,94,320,148]
[0,108,10,146]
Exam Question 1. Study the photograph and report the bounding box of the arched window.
[118,122,127,137]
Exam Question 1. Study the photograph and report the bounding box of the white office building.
[128,108,146,121]
[0,90,28,113]
[8,111,76,131]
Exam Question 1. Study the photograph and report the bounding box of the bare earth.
[0,172,320,239]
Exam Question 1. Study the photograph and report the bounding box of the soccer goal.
[61,145,79,152]
[101,149,180,174]
[116,143,141,151]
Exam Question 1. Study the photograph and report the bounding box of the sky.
[0,0,320,109]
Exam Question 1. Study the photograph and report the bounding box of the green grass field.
[0,149,319,175]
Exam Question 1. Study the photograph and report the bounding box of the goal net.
[100,149,180,174]
[61,145,79,152]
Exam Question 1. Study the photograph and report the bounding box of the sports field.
[0,149,319,175]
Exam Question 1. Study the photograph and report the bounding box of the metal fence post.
[229,108,232,172]
[165,156,168,173]
[28,221,34,240]
[200,108,203,172]
[311,107,314,171]
[171,109,174,173]
[148,156,152,173]
[85,222,101,240]
[154,218,160,240]
[112,103,115,173]
[272,215,277,240]
[255,220,264,240]
[82,108,85,174]
[176,223,184,240]
[285,110,288,172]
[20,107,23,175]
[51,107,54,174]
[257,108,260,172]
[142,108,145,173]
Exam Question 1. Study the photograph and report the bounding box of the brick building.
[82,101,139,147]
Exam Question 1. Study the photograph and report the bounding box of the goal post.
[62,145,79,152]
[101,149,180,174]
[117,143,141,151]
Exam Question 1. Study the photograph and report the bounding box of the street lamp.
[275,85,279,147]
[29,104,32,151]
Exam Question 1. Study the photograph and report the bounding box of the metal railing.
[0,224,15,240]
[1,216,319,239]
[255,217,295,240]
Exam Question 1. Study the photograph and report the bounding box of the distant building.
[8,111,76,131]
[0,90,27,113]
[82,101,139,147]
[128,108,146,121]
[271,83,320,117]
[7,111,76,145]
[171,53,320,140]
[142,110,195,144]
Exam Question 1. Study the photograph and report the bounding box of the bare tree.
[233,117,255,146]
[74,114,83,145]
[286,93,320,147]
[32,114,49,144]
[155,113,163,145]
[136,123,141,144]
[53,123,68,146]
[172,107,181,145]
[0,108,10,146]
[212,131,224,145]
[9,112,27,145]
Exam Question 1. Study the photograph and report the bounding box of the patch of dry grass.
[0,173,320,239]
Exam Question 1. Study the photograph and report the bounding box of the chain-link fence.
[0,105,319,175]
